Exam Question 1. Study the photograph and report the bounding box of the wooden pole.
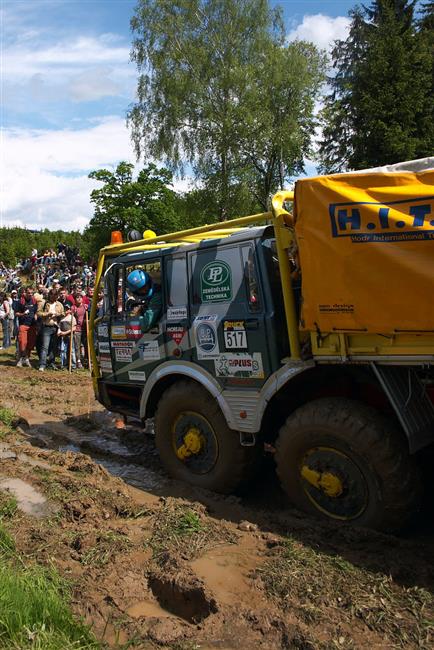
[85,309,92,374]
[68,313,73,373]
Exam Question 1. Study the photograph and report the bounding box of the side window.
[104,264,123,314]
[166,257,187,307]
[124,260,161,308]
[191,247,242,305]
[241,245,261,312]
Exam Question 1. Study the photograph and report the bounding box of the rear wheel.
[155,381,257,493]
[275,398,422,531]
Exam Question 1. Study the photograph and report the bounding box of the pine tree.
[318,0,433,172]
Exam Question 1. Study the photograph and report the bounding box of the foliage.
[318,0,434,172]
[0,229,84,268]
[0,552,99,648]
[128,0,324,217]
[84,162,181,256]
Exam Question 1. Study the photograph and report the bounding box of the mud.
[0,350,433,649]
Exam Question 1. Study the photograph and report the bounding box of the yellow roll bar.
[89,190,299,391]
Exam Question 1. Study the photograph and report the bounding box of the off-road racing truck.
[90,158,434,531]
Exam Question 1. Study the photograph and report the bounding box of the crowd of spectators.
[0,244,102,371]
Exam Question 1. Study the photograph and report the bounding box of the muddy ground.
[0,348,433,649]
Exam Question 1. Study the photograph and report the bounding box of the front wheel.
[275,398,422,532]
[155,381,257,493]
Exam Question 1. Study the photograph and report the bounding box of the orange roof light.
[110,231,123,244]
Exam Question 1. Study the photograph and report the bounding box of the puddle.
[192,540,265,607]
[0,477,49,517]
[126,599,175,619]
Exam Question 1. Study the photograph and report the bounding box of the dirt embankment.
[0,350,433,649]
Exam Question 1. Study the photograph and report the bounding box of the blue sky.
[1,0,361,230]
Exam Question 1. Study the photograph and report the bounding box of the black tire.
[275,398,422,532]
[155,380,257,493]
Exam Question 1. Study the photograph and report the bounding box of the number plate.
[224,330,247,349]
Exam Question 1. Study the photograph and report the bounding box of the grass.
[81,531,132,568]
[258,537,434,648]
[0,494,18,520]
[0,407,17,439]
[148,499,237,563]
[0,525,100,649]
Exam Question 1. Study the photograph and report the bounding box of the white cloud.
[0,118,136,231]
[287,14,351,52]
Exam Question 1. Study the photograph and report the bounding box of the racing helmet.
[126,269,153,297]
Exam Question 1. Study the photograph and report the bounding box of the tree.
[128,0,324,217]
[85,162,180,256]
[318,0,434,172]
[239,40,326,208]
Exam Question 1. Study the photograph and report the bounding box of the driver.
[126,269,162,332]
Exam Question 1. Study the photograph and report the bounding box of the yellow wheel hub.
[176,427,204,460]
[301,465,343,498]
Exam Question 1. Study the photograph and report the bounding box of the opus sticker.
[97,324,109,338]
[167,306,187,321]
[195,321,219,359]
[167,324,186,346]
[128,371,146,382]
[111,325,126,339]
[138,340,161,361]
[214,353,264,379]
[223,320,247,349]
[200,261,232,303]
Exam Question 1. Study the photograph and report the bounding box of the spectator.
[37,289,64,372]
[0,292,11,349]
[72,292,88,369]
[58,312,77,370]
[15,287,38,367]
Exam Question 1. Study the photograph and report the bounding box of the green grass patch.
[258,537,434,648]
[0,493,18,520]
[0,408,16,428]
[148,499,237,563]
[0,407,17,439]
[0,556,100,649]
[0,524,15,556]
[81,531,132,568]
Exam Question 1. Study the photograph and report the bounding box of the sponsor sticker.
[112,340,133,348]
[138,340,161,361]
[98,324,109,338]
[214,353,264,378]
[167,306,188,321]
[167,324,186,346]
[114,347,133,363]
[99,355,113,373]
[194,314,218,322]
[126,323,142,339]
[194,320,219,359]
[98,341,110,354]
[111,325,126,339]
[128,371,146,382]
[200,261,232,303]
[223,320,247,349]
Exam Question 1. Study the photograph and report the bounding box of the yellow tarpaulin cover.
[293,159,434,334]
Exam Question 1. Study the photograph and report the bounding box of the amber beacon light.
[110,231,123,244]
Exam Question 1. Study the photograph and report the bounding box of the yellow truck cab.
[90,158,434,531]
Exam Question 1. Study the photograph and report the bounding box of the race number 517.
[224,329,247,349]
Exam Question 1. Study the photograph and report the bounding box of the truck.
[89,157,434,531]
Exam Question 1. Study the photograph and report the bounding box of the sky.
[0,0,359,232]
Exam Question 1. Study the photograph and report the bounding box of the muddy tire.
[275,398,422,532]
[155,380,257,493]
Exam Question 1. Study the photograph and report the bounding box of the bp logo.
[196,322,217,353]
[200,261,232,303]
